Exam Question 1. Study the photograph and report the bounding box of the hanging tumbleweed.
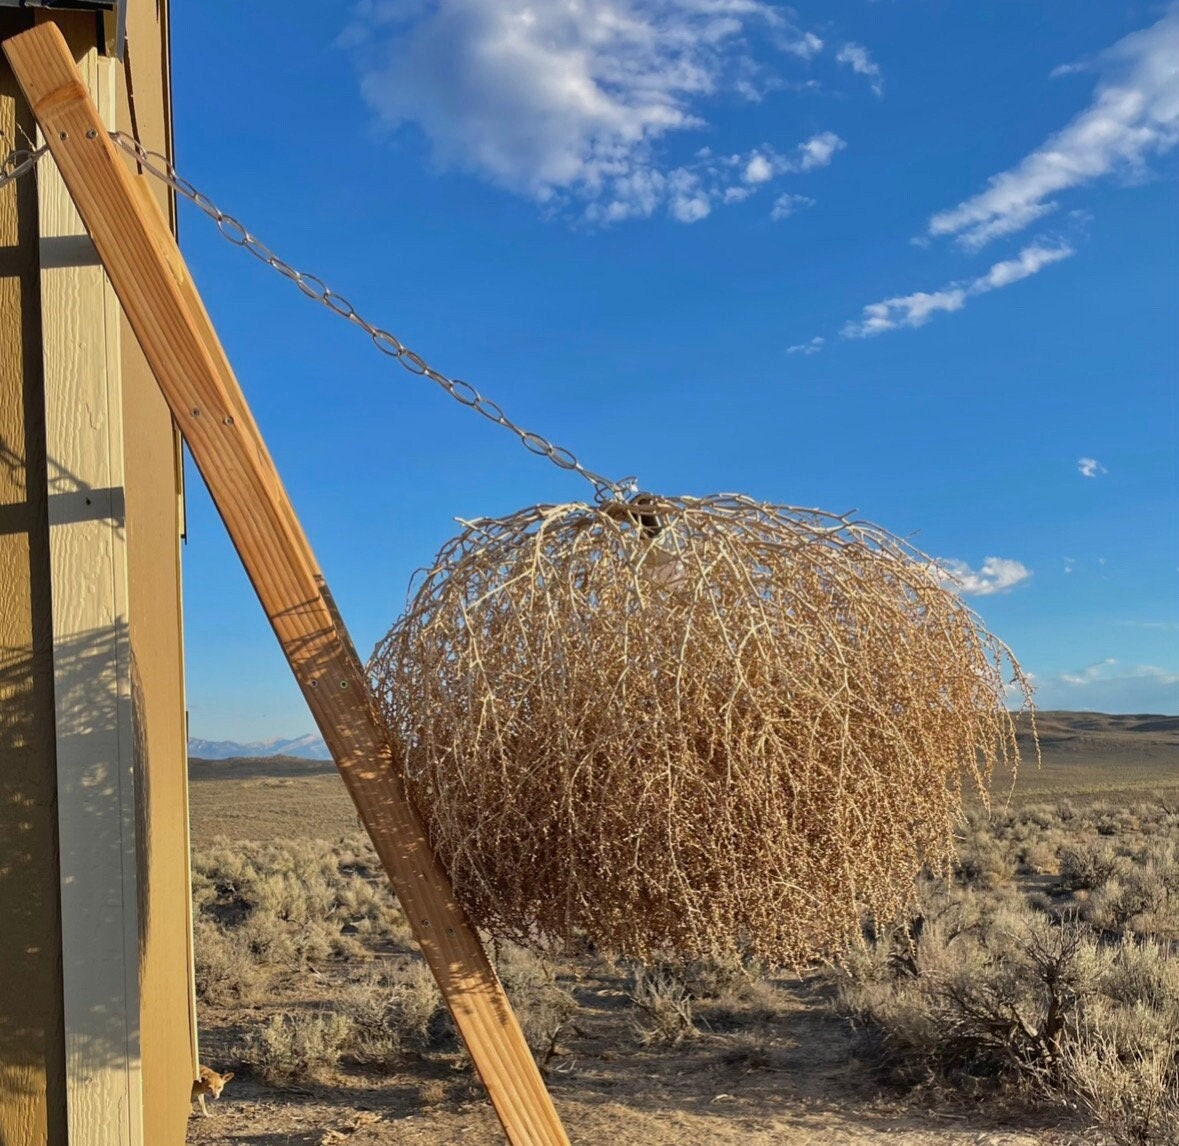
[370,494,1032,966]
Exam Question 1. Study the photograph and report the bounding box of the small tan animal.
[191,1065,234,1117]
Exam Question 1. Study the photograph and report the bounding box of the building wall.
[0,12,68,1143]
[0,4,193,1141]
[114,3,201,1140]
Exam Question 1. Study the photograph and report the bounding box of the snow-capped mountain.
[187,733,331,760]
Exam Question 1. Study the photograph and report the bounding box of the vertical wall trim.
[38,34,143,1145]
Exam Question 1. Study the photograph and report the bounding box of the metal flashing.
[0,1,126,58]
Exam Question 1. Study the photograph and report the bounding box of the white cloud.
[928,11,1179,249]
[1049,60,1090,80]
[787,335,824,355]
[1078,456,1108,477]
[844,289,966,338]
[792,130,846,171]
[932,556,1032,597]
[770,192,813,221]
[1060,658,1120,685]
[744,152,775,183]
[1063,556,1076,574]
[343,0,834,222]
[842,241,1074,337]
[975,242,1075,288]
[1035,659,1179,713]
[783,30,823,60]
[836,42,883,96]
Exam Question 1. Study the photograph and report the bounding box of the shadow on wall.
[0,621,153,1109]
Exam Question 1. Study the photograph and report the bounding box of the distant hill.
[186,712,1177,768]
[1013,710,1179,748]
[187,733,331,760]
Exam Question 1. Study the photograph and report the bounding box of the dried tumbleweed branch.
[370,495,1033,966]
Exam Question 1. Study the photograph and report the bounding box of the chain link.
[109,132,632,503]
[0,143,48,193]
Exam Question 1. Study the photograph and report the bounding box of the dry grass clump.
[628,965,697,1046]
[492,943,579,1062]
[835,798,1179,1143]
[371,495,1030,966]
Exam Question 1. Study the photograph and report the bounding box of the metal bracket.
[0,1,126,59]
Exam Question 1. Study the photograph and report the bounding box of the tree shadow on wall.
[0,621,152,1133]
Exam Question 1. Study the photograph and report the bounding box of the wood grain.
[4,23,570,1146]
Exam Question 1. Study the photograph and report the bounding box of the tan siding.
[38,16,143,1140]
[0,11,67,1144]
[117,1,197,1139]
[1,3,191,1141]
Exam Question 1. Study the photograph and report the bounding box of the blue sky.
[170,2,1178,741]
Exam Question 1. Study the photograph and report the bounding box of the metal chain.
[109,132,632,503]
[0,142,48,193]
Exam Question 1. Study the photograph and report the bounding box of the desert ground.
[186,712,1179,1145]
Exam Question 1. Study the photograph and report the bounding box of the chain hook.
[0,143,49,193]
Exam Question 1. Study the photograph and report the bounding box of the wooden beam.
[3,23,570,1146]
[34,17,142,1143]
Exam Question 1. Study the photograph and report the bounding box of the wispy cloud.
[836,42,883,96]
[787,335,824,355]
[770,192,814,221]
[932,556,1032,596]
[1078,456,1108,477]
[842,241,1074,337]
[927,10,1179,249]
[1035,659,1179,713]
[343,0,838,223]
[1049,60,1090,80]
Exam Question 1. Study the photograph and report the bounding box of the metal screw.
[339,680,349,689]
[58,131,67,141]
[191,408,201,417]
[223,415,235,426]
[86,130,97,140]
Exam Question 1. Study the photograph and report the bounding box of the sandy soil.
[186,972,1090,1145]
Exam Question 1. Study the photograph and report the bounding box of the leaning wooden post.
[4,23,570,1146]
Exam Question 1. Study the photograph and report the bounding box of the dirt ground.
[185,968,1090,1145]
[185,713,1179,1144]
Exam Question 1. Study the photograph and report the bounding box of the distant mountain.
[187,733,331,761]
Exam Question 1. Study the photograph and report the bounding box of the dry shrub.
[193,916,262,1004]
[956,833,1017,890]
[492,944,579,1063]
[628,965,697,1046]
[1064,1031,1179,1145]
[371,495,1029,965]
[839,904,1111,1088]
[336,967,405,1070]
[243,1010,354,1085]
[1059,843,1119,892]
[388,960,449,1048]
[1085,874,1169,935]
